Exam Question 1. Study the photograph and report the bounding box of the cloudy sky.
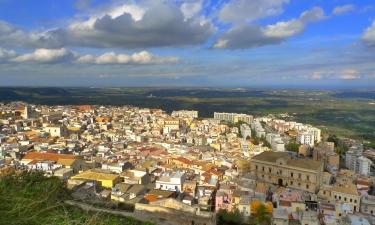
[0,0,375,88]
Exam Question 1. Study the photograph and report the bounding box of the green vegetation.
[0,171,153,225]
[216,204,272,225]
[326,134,349,155]
[251,204,271,225]
[216,209,244,225]
[285,142,300,152]
[327,134,340,147]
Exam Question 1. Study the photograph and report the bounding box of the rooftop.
[252,151,322,171]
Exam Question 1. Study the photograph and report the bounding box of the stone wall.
[135,203,215,225]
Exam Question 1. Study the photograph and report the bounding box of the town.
[0,102,374,225]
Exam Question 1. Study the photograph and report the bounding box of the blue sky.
[0,0,375,87]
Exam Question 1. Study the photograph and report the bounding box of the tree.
[216,209,243,225]
[252,204,271,225]
[335,146,348,155]
[259,137,271,148]
[327,135,339,147]
[285,141,300,152]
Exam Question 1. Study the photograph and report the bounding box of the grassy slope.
[0,171,153,225]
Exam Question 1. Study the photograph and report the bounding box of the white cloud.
[263,7,325,38]
[333,4,355,15]
[0,48,17,62]
[310,72,324,80]
[263,19,304,39]
[339,69,360,80]
[77,51,179,65]
[4,48,178,65]
[11,48,77,63]
[362,20,375,47]
[219,0,289,23]
[181,0,203,20]
[215,7,325,49]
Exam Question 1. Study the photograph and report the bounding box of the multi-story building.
[296,131,315,146]
[43,124,66,137]
[360,195,375,216]
[171,110,198,118]
[331,182,361,213]
[214,112,253,124]
[155,171,186,192]
[266,133,285,151]
[356,156,372,177]
[250,151,324,193]
[164,118,180,131]
[345,144,372,176]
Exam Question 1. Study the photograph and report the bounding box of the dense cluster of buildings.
[0,102,374,225]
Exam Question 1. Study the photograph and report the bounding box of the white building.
[266,133,285,151]
[171,110,198,118]
[155,171,186,192]
[345,144,371,176]
[240,124,252,139]
[43,125,65,137]
[214,112,253,124]
[356,156,372,177]
[297,131,315,146]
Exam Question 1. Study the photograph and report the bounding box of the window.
[307,175,310,181]
[339,196,341,200]
[269,168,272,173]
[262,166,264,172]
[344,197,347,201]
[291,172,294,177]
[256,165,258,170]
[354,199,357,203]
[290,181,293,185]
[350,199,352,202]
[298,173,301,179]
[306,184,309,189]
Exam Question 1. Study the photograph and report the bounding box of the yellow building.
[71,169,120,188]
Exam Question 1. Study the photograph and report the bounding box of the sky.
[0,0,375,88]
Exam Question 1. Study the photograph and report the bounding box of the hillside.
[0,170,153,225]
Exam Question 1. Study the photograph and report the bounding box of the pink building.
[215,189,234,212]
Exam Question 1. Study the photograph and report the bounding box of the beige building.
[331,182,360,213]
[250,152,323,193]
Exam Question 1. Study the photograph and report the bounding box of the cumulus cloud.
[339,69,360,80]
[214,7,325,49]
[63,3,214,48]
[77,51,179,65]
[11,48,77,64]
[0,21,35,48]
[0,1,214,49]
[333,4,355,15]
[181,0,203,20]
[2,47,178,65]
[0,48,17,62]
[362,20,375,47]
[219,0,289,23]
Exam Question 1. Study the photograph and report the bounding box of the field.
[1,87,375,146]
